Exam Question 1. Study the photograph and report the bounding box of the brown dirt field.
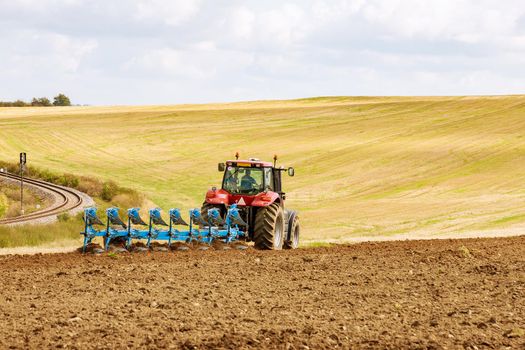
[0,237,524,349]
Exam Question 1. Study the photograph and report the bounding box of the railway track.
[0,171,84,225]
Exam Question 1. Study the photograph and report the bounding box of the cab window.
[264,167,273,190]
[223,166,264,194]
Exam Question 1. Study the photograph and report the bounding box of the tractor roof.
[226,159,274,167]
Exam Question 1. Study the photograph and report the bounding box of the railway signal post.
[20,152,26,215]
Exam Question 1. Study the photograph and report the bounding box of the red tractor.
[201,155,299,250]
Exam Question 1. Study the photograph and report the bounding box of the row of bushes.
[0,93,71,107]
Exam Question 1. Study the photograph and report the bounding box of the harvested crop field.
[0,236,524,349]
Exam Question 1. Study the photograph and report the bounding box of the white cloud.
[0,30,97,75]
[123,48,214,79]
[133,0,201,26]
[311,0,365,23]
[228,3,311,48]
[361,0,522,42]
[2,0,81,11]
[49,34,98,72]
[230,7,256,40]
[257,4,309,47]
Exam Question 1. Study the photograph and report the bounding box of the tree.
[53,93,71,106]
[31,97,51,106]
[39,97,51,106]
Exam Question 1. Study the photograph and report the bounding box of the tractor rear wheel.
[200,202,224,225]
[284,210,300,249]
[254,203,285,250]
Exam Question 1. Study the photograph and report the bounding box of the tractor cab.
[206,157,294,208]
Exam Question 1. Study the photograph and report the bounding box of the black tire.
[254,203,285,250]
[200,202,224,226]
[284,210,300,249]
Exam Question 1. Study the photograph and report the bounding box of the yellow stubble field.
[1,95,524,243]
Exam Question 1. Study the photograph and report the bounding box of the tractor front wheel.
[254,203,285,250]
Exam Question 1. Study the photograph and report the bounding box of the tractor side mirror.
[287,167,295,177]
[218,163,225,172]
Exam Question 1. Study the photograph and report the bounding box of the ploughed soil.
[0,237,524,349]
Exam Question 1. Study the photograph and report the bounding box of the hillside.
[1,95,525,242]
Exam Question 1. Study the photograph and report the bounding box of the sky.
[1,0,525,105]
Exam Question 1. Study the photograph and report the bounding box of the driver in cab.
[240,169,257,191]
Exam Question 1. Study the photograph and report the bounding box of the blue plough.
[81,204,247,253]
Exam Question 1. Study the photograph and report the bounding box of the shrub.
[76,177,103,197]
[110,192,144,209]
[57,174,79,188]
[57,212,71,222]
[53,93,71,106]
[31,97,52,106]
[101,181,119,201]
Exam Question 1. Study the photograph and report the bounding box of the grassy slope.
[0,184,49,218]
[1,95,525,242]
